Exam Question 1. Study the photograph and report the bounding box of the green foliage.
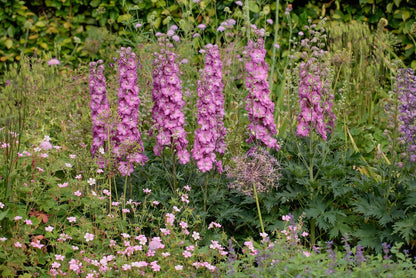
[276,132,364,245]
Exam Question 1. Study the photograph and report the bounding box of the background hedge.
[0,0,415,73]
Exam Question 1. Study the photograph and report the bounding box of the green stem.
[122,158,131,220]
[244,0,251,40]
[269,0,280,86]
[161,151,174,192]
[171,143,177,191]
[203,175,208,213]
[310,218,316,246]
[253,182,265,234]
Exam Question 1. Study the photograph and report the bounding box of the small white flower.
[88,178,96,186]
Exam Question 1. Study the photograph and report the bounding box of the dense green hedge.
[0,0,415,72]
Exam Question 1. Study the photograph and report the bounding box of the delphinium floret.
[244,36,280,151]
[192,43,226,173]
[396,68,416,162]
[88,60,111,167]
[113,47,148,176]
[151,35,190,164]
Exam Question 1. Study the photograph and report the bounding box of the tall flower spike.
[244,38,279,151]
[89,60,111,167]
[114,47,148,176]
[397,68,416,162]
[296,58,335,140]
[151,44,190,164]
[192,44,226,173]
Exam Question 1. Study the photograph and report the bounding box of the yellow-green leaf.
[402,10,411,21]
[117,14,132,23]
[248,1,260,13]
[5,39,13,49]
[35,21,46,27]
[39,42,49,49]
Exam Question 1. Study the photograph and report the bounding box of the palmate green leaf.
[353,223,382,252]
[393,214,416,243]
[275,184,306,203]
[328,214,356,238]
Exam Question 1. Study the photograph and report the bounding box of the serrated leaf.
[393,215,416,243]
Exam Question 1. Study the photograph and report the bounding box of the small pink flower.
[48,58,60,65]
[150,261,161,272]
[260,232,268,238]
[175,265,183,270]
[84,232,94,242]
[303,251,312,257]
[179,221,188,229]
[37,167,44,172]
[208,221,221,229]
[30,239,45,249]
[45,226,54,232]
[192,231,200,241]
[302,231,309,237]
[14,241,23,248]
[143,188,151,194]
[74,190,82,197]
[40,141,53,150]
[160,228,171,236]
[122,264,132,271]
[14,216,22,221]
[182,250,192,258]
[58,182,68,188]
[67,216,77,223]
[55,254,65,261]
[24,219,33,225]
[183,185,191,191]
[103,189,111,196]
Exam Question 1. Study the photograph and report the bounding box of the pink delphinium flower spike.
[151,38,190,164]
[244,38,279,151]
[114,47,148,176]
[89,60,111,167]
[192,44,226,173]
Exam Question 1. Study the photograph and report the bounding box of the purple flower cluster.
[151,47,190,164]
[88,60,111,161]
[244,38,279,151]
[397,68,416,162]
[296,58,335,140]
[192,44,226,173]
[114,47,148,175]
